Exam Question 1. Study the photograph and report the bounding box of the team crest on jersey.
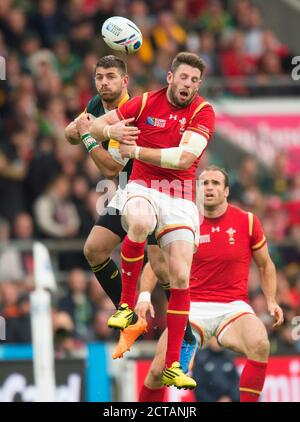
[179,117,186,134]
[226,227,236,245]
[199,234,210,244]
[146,116,166,128]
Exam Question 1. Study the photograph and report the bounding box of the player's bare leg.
[161,239,197,389]
[220,314,270,402]
[147,245,170,286]
[84,225,121,267]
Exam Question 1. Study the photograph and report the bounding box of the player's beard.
[168,85,195,108]
[100,89,122,104]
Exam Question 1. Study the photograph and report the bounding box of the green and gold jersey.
[84,93,132,178]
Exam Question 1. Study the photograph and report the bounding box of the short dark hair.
[202,165,229,187]
[171,52,206,77]
[95,55,127,76]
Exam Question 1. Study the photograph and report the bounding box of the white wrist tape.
[107,125,112,139]
[134,146,141,160]
[160,131,208,169]
[103,125,112,140]
[137,291,151,303]
[160,147,182,169]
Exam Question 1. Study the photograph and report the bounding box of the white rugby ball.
[101,16,143,55]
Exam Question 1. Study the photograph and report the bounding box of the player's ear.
[123,74,129,87]
[224,186,229,198]
[166,71,173,84]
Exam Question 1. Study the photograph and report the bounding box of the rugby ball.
[101,16,143,55]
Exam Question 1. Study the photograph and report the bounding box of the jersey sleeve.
[187,104,215,141]
[116,95,143,120]
[250,214,267,251]
[86,99,93,114]
[86,95,101,116]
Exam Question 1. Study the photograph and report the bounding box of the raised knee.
[127,217,155,241]
[83,240,108,265]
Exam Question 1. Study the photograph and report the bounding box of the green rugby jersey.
[85,93,132,180]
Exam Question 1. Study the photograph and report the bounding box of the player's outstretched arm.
[253,245,284,327]
[120,130,208,170]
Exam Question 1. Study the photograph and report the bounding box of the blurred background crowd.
[0,0,299,373]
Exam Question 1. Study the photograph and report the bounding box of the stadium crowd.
[0,0,299,366]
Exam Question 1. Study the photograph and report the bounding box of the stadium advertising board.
[0,359,85,402]
[135,356,300,402]
[214,99,300,167]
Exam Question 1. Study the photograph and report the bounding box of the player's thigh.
[84,225,121,261]
[162,240,194,287]
[220,314,269,356]
[145,329,167,388]
[147,245,169,285]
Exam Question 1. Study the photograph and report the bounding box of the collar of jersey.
[118,93,130,108]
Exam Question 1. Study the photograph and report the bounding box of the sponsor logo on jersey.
[212,226,220,233]
[169,114,178,120]
[146,116,166,128]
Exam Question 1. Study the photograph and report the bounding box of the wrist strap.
[81,133,99,153]
[103,125,112,140]
[135,146,141,160]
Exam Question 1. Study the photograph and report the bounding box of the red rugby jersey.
[116,87,215,201]
[190,205,266,303]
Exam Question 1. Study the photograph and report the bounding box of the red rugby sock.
[139,385,166,402]
[165,288,190,368]
[240,359,268,402]
[120,236,146,310]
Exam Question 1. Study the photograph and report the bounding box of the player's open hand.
[268,302,284,328]
[110,118,140,144]
[135,301,155,320]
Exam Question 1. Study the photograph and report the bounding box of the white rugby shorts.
[189,300,255,346]
[108,182,200,248]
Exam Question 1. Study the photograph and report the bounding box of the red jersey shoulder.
[117,94,143,120]
[226,205,266,250]
[117,88,167,121]
[187,96,215,140]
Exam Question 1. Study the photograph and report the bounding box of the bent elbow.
[179,158,194,170]
[179,152,197,169]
